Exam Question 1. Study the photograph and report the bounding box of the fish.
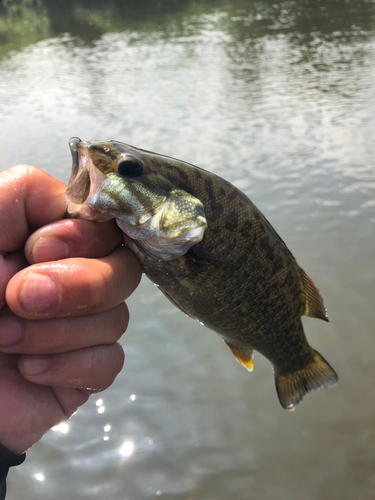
[65,137,338,410]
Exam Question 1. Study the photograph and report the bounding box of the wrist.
[0,427,43,456]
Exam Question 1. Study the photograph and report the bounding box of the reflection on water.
[1,0,375,499]
[95,398,106,414]
[119,441,134,458]
[51,423,69,434]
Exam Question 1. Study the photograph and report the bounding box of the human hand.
[0,165,142,455]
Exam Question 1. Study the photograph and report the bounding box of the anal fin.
[224,341,254,372]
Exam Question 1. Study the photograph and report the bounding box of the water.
[1,0,375,498]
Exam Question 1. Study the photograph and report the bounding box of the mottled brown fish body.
[65,139,338,409]
[137,156,306,364]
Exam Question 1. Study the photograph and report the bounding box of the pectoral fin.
[157,286,195,319]
[224,341,254,371]
[296,265,329,322]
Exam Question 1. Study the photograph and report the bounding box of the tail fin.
[275,350,338,410]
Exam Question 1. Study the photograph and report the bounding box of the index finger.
[0,165,66,252]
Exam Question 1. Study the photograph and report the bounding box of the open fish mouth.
[65,138,114,221]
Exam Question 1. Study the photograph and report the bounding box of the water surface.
[1,1,375,499]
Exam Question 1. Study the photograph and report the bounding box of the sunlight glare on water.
[51,423,69,434]
[119,441,134,458]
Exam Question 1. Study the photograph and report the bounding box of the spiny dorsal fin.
[296,266,329,322]
[224,341,254,372]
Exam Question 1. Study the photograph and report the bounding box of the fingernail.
[31,237,70,262]
[20,273,59,313]
[22,355,51,375]
[0,315,23,347]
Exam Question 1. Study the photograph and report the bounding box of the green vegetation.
[0,0,51,57]
[0,0,374,60]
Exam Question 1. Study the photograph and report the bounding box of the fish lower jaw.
[115,213,206,261]
[65,200,114,221]
[175,224,206,246]
[116,222,205,261]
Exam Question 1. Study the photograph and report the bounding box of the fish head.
[65,138,207,261]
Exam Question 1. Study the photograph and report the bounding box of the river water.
[1,1,375,499]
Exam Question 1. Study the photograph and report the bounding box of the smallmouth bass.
[65,138,338,410]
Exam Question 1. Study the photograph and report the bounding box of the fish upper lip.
[66,140,93,206]
[68,138,90,185]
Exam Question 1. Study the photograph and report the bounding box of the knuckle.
[111,303,129,340]
[86,343,124,390]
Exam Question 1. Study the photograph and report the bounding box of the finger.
[0,251,28,309]
[0,354,68,455]
[0,303,129,354]
[6,247,142,319]
[51,387,89,418]
[25,219,123,264]
[0,166,66,252]
[19,343,125,393]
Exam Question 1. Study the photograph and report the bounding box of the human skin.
[0,165,142,455]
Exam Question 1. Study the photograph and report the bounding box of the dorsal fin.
[224,341,254,371]
[296,265,328,322]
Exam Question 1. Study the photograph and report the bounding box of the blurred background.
[0,0,375,498]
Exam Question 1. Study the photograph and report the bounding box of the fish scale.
[65,137,338,410]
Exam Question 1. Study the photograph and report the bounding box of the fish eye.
[117,158,143,178]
